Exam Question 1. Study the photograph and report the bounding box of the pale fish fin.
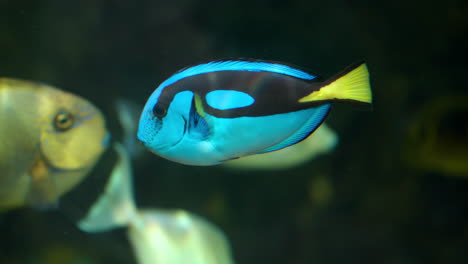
[78,142,137,233]
[128,209,234,264]
[115,98,146,161]
[223,123,338,171]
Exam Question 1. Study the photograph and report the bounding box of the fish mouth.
[30,148,89,209]
[26,155,59,209]
[144,116,187,152]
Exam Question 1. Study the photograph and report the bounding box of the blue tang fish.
[138,59,372,166]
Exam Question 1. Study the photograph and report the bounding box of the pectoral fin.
[188,94,210,140]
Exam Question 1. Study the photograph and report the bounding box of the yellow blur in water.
[0,78,108,210]
[404,95,468,177]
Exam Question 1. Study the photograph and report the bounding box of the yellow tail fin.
[299,62,372,104]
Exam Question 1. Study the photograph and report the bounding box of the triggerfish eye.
[54,110,75,131]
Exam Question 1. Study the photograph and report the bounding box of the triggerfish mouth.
[138,59,372,165]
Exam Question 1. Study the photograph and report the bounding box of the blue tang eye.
[152,104,167,118]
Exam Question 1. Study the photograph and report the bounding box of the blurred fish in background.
[76,142,234,264]
[0,84,233,264]
[76,143,137,232]
[0,78,109,211]
[222,123,338,170]
[114,98,148,162]
[403,95,468,177]
[128,209,234,264]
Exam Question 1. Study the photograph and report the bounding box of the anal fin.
[258,104,331,154]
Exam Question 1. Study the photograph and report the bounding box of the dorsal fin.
[0,77,51,91]
[159,59,317,90]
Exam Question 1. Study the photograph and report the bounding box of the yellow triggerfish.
[0,78,109,210]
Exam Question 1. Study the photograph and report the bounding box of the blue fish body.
[138,59,372,165]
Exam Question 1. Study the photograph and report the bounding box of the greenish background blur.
[1,0,467,263]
